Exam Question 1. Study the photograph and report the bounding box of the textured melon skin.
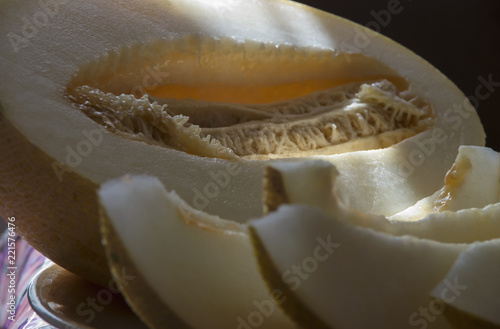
[0,117,110,285]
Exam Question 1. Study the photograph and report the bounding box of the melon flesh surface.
[431,239,500,327]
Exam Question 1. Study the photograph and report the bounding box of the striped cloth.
[0,231,54,329]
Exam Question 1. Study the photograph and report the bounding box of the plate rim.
[28,262,97,329]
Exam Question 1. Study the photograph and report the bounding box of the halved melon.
[0,0,484,283]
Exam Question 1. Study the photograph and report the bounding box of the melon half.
[0,0,484,284]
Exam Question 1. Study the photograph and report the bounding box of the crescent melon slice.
[98,175,297,329]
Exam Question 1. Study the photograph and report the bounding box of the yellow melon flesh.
[149,77,396,104]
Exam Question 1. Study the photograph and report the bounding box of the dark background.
[297,0,500,149]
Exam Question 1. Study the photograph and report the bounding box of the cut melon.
[98,175,296,329]
[249,204,468,329]
[250,145,500,328]
[431,239,500,328]
[263,146,500,243]
[97,160,500,328]
[393,145,500,217]
[0,0,484,283]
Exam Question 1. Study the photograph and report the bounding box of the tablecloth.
[0,230,56,329]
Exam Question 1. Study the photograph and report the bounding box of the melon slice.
[263,145,500,243]
[249,204,468,329]
[391,145,500,219]
[97,159,500,328]
[98,175,297,329]
[431,240,500,328]
[0,0,484,283]
[251,145,500,328]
